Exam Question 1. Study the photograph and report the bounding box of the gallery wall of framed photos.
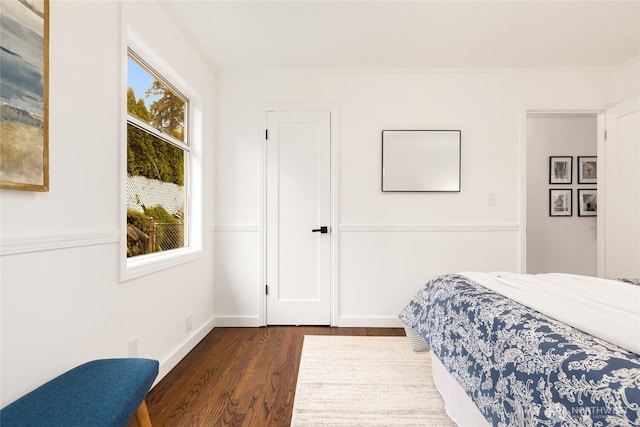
[548,155,596,217]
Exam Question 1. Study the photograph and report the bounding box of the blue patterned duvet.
[399,274,640,427]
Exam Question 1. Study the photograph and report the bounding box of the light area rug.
[290,335,456,426]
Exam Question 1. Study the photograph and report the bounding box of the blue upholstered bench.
[0,358,159,427]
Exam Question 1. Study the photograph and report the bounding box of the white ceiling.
[162,1,640,71]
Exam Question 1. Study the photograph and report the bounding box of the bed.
[399,272,640,426]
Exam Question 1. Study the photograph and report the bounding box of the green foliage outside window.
[127,206,183,257]
[127,88,184,186]
[145,80,185,142]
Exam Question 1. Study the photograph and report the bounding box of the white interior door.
[601,98,640,278]
[266,111,331,325]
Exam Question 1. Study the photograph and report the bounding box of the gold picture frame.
[0,0,49,191]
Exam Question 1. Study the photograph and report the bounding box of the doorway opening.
[525,112,598,275]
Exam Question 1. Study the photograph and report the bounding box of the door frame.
[258,103,340,326]
[599,97,640,278]
[519,104,608,275]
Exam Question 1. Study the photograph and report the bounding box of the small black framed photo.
[549,156,572,184]
[549,189,572,216]
[577,156,597,184]
[578,189,597,216]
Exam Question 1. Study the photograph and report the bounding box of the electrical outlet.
[186,314,192,333]
[128,337,139,357]
[488,193,496,206]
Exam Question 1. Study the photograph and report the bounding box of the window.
[125,51,189,259]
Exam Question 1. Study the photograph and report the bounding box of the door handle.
[312,226,329,234]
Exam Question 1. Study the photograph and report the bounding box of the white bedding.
[460,272,640,356]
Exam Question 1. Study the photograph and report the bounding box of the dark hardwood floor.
[130,326,404,427]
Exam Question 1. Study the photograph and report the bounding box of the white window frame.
[120,27,203,282]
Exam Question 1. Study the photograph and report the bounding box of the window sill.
[120,246,204,282]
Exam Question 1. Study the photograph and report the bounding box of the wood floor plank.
[129,326,404,426]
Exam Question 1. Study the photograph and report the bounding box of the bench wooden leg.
[134,400,152,427]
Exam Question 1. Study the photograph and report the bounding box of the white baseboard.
[212,315,401,328]
[337,316,404,328]
[154,315,216,387]
[213,315,402,328]
[214,315,263,327]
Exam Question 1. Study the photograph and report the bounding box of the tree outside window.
[126,52,188,258]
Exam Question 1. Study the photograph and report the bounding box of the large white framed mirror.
[382,130,461,192]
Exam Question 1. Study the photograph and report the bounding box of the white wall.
[0,1,216,406]
[610,59,640,103]
[214,68,623,327]
[526,114,598,275]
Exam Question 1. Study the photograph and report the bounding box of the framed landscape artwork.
[0,0,49,191]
